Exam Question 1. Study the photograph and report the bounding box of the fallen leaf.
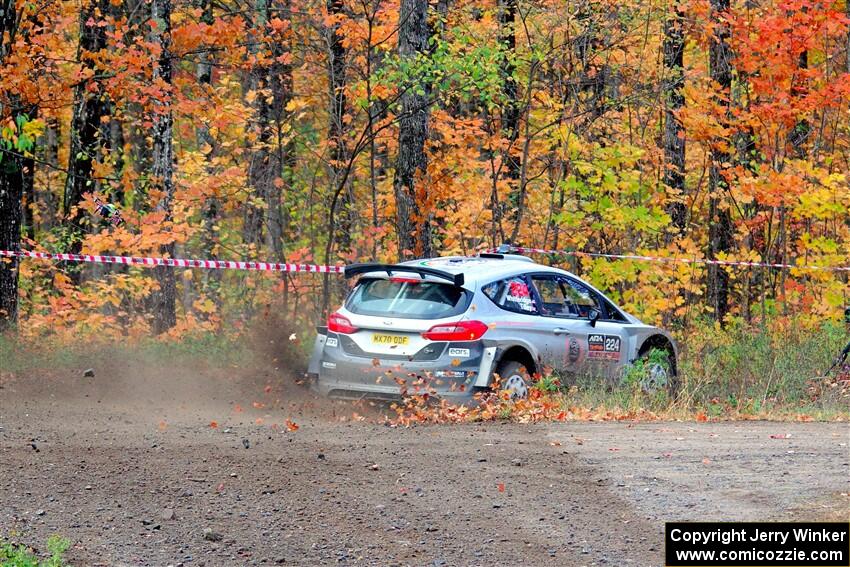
[497,483,505,493]
[285,419,299,432]
[209,421,218,429]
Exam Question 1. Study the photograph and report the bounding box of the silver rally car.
[307,253,678,400]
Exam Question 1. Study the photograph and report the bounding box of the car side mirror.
[588,308,600,327]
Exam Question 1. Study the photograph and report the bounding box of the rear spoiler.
[344,263,465,287]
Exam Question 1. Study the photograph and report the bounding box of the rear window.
[345,278,471,319]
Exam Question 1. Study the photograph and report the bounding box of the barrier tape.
[0,250,345,273]
[489,246,850,272]
[2,247,848,274]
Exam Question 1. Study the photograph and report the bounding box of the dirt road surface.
[1,358,848,566]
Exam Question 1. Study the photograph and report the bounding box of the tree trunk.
[498,0,520,236]
[127,0,152,210]
[195,0,222,302]
[244,0,290,261]
[707,0,734,322]
[150,0,176,334]
[788,50,809,159]
[64,0,110,283]
[393,0,432,260]
[663,1,687,234]
[0,3,27,331]
[0,119,27,331]
[327,0,351,255]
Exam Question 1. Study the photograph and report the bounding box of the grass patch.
[389,320,848,424]
[0,536,70,567]
[0,332,254,375]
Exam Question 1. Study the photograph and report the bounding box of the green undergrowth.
[2,318,847,421]
[0,332,253,375]
[0,536,70,567]
[559,319,849,420]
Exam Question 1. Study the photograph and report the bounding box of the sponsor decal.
[507,280,536,312]
[587,334,621,361]
[568,337,581,363]
[448,348,470,357]
[325,337,338,348]
[322,361,337,369]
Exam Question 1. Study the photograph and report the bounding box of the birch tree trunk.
[0,127,25,331]
[0,2,27,331]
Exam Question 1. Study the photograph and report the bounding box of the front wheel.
[495,360,530,400]
[636,349,678,396]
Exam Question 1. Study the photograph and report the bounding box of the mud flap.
[473,346,498,388]
[307,326,328,378]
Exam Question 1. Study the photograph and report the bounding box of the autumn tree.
[64,0,111,283]
[498,0,519,236]
[326,0,352,254]
[663,0,686,234]
[706,0,734,321]
[194,0,221,300]
[0,0,47,331]
[393,0,432,259]
[244,0,292,261]
[150,0,176,334]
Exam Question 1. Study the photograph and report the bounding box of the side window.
[530,275,577,318]
[528,275,604,319]
[563,278,602,318]
[482,276,538,314]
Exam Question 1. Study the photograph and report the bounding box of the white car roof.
[396,255,569,287]
[355,254,640,324]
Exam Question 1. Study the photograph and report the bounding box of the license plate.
[371,333,409,346]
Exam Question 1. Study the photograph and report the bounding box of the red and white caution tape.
[0,250,345,273]
[490,246,850,272]
[3,247,848,274]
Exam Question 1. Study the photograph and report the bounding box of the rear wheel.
[495,360,530,400]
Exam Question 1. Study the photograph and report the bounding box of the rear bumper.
[312,334,487,400]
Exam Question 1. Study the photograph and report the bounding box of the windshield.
[345,278,470,319]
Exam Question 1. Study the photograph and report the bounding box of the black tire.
[495,360,531,400]
[636,349,679,396]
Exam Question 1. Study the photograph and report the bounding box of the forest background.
[0,0,848,416]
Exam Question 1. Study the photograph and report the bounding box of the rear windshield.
[345,278,470,319]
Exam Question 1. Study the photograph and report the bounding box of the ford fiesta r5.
[306,253,678,400]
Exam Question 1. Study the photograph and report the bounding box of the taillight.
[422,320,488,341]
[328,313,358,334]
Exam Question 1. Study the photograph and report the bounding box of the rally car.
[307,252,678,400]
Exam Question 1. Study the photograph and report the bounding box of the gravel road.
[1,359,847,566]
